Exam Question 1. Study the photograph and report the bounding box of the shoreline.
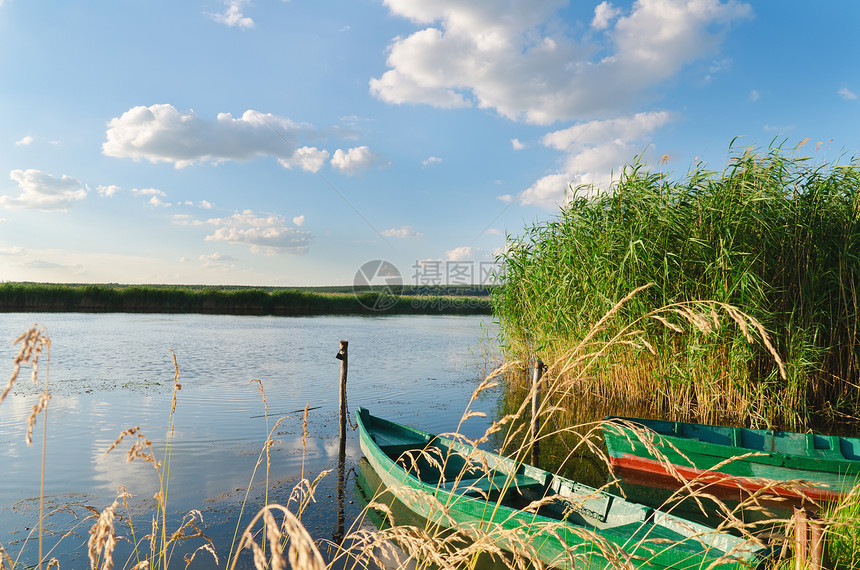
[0,282,493,316]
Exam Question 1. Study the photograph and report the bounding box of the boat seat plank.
[372,430,428,448]
[438,473,543,495]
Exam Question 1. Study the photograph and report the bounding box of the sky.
[0,0,858,287]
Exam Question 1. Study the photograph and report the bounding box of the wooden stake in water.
[794,507,808,570]
[793,507,826,570]
[336,340,348,442]
[334,340,349,544]
[531,359,544,467]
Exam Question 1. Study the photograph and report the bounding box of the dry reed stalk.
[1,325,53,570]
[1,324,49,404]
[0,544,9,570]
[227,381,292,565]
[87,499,118,570]
[25,391,51,446]
[228,504,326,570]
[105,427,159,466]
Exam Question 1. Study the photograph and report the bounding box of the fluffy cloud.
[515,111,674,209]
[103,104,354,172]
[97,184,121,197]
[172,214,205,227]
[330,146,383,174]
[292,215,305,227]
[444,245,493,261]
[205,210,313,254]
[0,169,87,210]
[421,156,442,167]
[278,146,330,173]
[838,87,857,100]
[209,0,254,29]
[131,187,165,197]
[372,0,751,124]
[15,136,34,146]
[200,252,237,269]
[445,246,475,261]
[592,1,622,29]
[382,225,423,238]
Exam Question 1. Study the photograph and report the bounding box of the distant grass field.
[0,282,493,316]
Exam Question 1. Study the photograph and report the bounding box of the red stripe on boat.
[609,453,841,504]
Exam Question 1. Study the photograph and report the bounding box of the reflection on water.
[0,313,498,567]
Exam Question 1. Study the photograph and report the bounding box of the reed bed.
[494,142,860,430]
[0,283,491,316]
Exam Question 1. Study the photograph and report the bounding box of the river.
[0,313,500,568]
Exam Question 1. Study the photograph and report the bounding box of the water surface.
[0,313,499,567]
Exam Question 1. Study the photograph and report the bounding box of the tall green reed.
[494,142,860,429]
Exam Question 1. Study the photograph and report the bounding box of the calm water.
[0,313,500,568]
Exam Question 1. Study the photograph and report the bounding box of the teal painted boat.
[603,417,860,504]
[357,407,767,570]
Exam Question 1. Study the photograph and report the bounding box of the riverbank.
[0,282,492,315]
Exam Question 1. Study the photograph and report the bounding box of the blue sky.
[0,0,857,286]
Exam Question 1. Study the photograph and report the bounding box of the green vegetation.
[493,142,860,429]
[827,482,860,568]
[0,283,491,316]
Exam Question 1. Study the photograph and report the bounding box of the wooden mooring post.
[530,359,545,467]
[793,507,826,570]
[336,340,348,442]
[333,340,349,545]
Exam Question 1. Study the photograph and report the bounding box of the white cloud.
[517,111,673,209]
[764,124,795,133]
[749,89,760,102]
[131,187,166,197]
[497,194,514,203]
[330,146,383,174]
[445,245,492,261]
[97,184,121,197]
[15,136,33,146]
[510,138,525,150]
[209,0,254,29]
[0,169,87,210]
[422,156,442,167]
[382,225,423,238]
[198,200,213,209]
[103,104,341,171]
[148,195,170,207]
[172,214,205,227]
[592,1,621,30]
[200,252,237,269]
[278,146,330,173]
[372,0,752,124]
[293,215,305,227]
[838,87,857,100]
[205,210,313,254]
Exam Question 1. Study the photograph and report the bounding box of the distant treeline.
[0,283,492,316]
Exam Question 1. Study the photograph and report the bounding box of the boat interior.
[619,417,860,461]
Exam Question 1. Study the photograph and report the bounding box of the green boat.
[356,407,767,570]
[603,417,860,504]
